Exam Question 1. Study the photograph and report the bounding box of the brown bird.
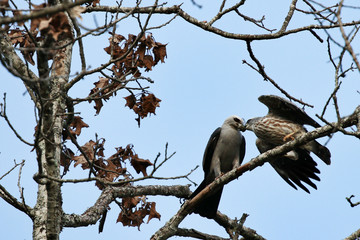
[245,95,331,193]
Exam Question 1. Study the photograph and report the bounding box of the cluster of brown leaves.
[104,33,167,78]
[87,33,165,122]
[7,3,83,65]
[8,29,37,65]
[87,79,162,126]
[88,77,120,115]
[60,119,160,229]
[117,197,161,229]
[124,93,161,127]
[29,4,73,41]
[61,138,153,190]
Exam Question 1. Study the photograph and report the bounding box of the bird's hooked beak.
[243,118,254,132]
[239,118,247,132]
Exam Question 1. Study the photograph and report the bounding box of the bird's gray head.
[223,115,246,131]
[245,117,262,132]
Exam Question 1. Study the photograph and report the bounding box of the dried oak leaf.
[116,211,131,226]
[111,33,126,44]
[104,44,125,59]
[143,55,154,71]
[130,154,153,177]
[147,202,161,223]
[70,116,89,136]
[73,155,88,168]
[88,78,113,115]
[93,99,103,115]
[117,210,144,229]
[96,159,126,182]
[21,36,35,65]
[142,93,161,115]
[153,42,167,65]
[38,12,72,41]
[123,197,141,209]
[8,29,24,46]
[73,140,96,169]
[126,34,137,46]
[135,42,146,61]
[124,94,136,109]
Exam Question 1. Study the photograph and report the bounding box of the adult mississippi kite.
[190,115,246,218]
[245,95,331,193]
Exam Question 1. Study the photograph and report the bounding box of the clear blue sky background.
[1,1,360,239]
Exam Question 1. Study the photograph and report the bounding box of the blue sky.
[1,1,360,239]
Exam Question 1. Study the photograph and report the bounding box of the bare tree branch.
[85,4,360,40]
[176,228,228,240]
[62,185,191,227]
[346,195,360,208]
[0,184,33,219]
[344,228,360,240]
[0,0,93,25]
[336,0,360,73]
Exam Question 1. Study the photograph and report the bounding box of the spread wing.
[258,95,320,128]
[256,138,320,193]
[269,150,320,193]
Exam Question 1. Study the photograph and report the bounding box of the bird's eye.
[234,117,240,123]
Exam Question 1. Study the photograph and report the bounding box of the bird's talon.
[283,132,296,142]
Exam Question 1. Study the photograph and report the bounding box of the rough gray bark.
[32,14,74,240]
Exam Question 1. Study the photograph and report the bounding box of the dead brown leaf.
[73,140,96,169]
[70,116,89,136]
[153,43,167,64]
[141,93,161,115]
[130,154,153,177]
[124,94,136,109]
[143,55,154,71]
[147,202,161,223]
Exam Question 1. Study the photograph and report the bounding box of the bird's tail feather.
[311,141,331,165]
[190,180,223,219]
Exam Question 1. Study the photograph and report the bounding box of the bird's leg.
[283,130,299,142]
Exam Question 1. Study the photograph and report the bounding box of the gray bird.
[245,95,331,193]
[190,115,246,218]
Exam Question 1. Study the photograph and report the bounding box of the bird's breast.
[254,116,305,145]
[213,128,242,173]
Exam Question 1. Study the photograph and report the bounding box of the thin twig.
[346,195,360,208]
[0,93,34,146]
[336,0,360,73]
[0,160,24,181]
[243,41,314,108]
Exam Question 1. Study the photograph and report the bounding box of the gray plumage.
[245,95,331,193]
[190,115,246,218]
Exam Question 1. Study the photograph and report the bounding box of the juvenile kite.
[245,95,331,193]
[190,115,246,218]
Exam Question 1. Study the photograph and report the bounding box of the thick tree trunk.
[32,29,73,240]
